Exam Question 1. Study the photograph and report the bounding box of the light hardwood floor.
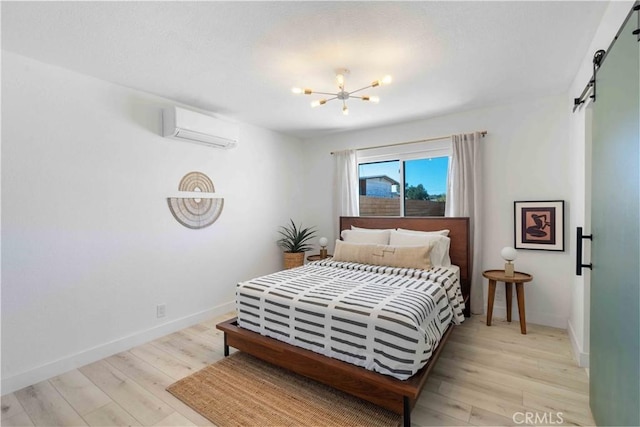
[1,313,595,426]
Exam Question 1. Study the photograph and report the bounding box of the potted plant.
[277,219,317,269]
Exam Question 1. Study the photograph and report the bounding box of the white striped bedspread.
[236,260,465,380]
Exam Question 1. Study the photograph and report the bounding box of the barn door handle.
[576,227,593,276]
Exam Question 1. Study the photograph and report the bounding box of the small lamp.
[501,246,518,277]
[319,237,328,259]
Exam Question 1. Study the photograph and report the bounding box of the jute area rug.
[167,352,401,426]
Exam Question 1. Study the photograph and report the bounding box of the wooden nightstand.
[483,269,533,334]
[306,254,333,262]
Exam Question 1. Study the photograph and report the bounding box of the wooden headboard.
[339,216,471,317]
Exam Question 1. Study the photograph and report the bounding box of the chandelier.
[292,69,392,115]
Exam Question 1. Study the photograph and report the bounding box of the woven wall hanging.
[167,172,223,229]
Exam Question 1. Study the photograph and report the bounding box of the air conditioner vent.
[162,106,238,149]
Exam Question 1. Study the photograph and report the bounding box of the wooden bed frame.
[217,216,471,427]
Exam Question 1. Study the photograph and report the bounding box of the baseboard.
[567,320,590,368]
[489,305,567,329]
[1,301,235,395]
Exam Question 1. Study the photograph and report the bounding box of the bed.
[217,216,471,426]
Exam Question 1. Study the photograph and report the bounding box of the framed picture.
[514,200,564,251]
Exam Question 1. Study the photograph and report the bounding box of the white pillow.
[389,230,451,267]
[340,229,390,245]
[396,228,450,237]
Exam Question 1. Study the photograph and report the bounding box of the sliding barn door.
[589,7,639,426]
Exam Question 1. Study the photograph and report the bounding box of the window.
[357,141,450,217]
[403,157,448,216]
[359,160,401,216]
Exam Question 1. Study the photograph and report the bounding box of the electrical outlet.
[157,304,166,318]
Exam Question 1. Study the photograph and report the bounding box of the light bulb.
[311,99,327,107]
[336,73,345,88]
[292,87,302,94]
[369,96,380,103]
[501,246,518,262]
[342,105,349,115]
[319,237,328,247]
[371,75,391,87]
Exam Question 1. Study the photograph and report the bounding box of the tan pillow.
[333,240,433,270]
[333,240,376,265]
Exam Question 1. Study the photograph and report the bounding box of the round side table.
[482,269,533,334]
[306,254,333,262]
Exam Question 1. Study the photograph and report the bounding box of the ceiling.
[1,1,608,139]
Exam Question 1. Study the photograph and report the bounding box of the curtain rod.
[330,130,487,155]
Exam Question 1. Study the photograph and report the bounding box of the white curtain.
[333,149,359,236]
[446,132,483,314]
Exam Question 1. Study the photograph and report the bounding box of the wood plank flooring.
[1,314,595,426]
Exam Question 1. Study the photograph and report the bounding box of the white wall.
[566,0,635,368]
[1,51,306,393]
[302,95,574,329]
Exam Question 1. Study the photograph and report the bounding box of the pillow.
[333,240,432,270]
[396,228,450,237]
[340,229,390,245]
[389,230,451,267]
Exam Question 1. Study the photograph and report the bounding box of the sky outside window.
[359,157,449,197]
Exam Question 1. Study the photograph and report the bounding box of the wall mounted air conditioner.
[162,106,238,149]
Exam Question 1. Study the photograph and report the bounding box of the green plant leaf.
[277,219,317,253]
